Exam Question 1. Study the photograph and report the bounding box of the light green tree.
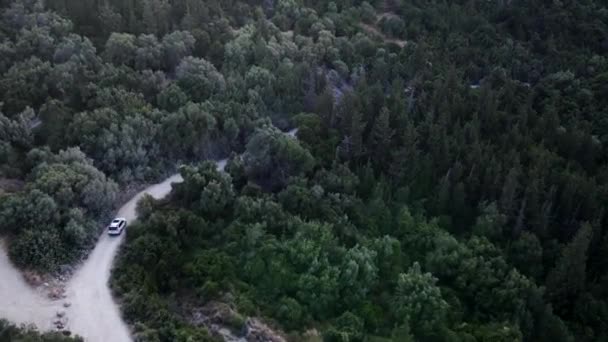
[104,32,136,66]
[393,262,449,327]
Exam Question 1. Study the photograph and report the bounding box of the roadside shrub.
[0,319,83,341]
[9,229,65,271]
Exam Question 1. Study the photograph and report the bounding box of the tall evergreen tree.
[369,106,393,165]
[546,223,593,315]
[348,109,365,162]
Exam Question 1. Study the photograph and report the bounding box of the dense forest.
[0,0,607,341]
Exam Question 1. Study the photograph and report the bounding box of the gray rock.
[59,265,74,274]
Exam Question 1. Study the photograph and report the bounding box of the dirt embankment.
[359,23,407,47]
[359,3,407,48]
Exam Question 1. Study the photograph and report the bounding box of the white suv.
[108,217,127,236]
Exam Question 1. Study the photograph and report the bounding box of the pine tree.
[142,0,158,35]
[316,85,335,130]
[369,107,393,166]
[389,120,419,182]
[436,172,451,214]
[500,166,520,218]
[546,223,593,315]
[389,78,406,128]
[98,2,122,37]
[350,109,365,162]
[451,181,468,228]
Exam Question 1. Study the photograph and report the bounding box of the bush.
[225,312,246,333]
[379,16,406,38]
[136,194,157,222]
[9,229,65,271]
[0,319,83,341]
[197,281,221,301]
[276,297,304,329]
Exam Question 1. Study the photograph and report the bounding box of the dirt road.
[64,161,226,341]
[0,242,60,331]
[0,129,298,340]
[62,173,188,341]
[0,161,228,341]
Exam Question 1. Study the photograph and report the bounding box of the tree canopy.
[0,0,607,341]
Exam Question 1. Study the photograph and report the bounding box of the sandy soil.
[0,242,61,331]
[359,23,407,47]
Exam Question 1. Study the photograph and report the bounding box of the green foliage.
[393,262,448,328]
[173,162,235,218]
[0,148,116,271]
[0,57,52,113]
[243,125,315,190]
[9,229,64,270]
[471,202,506,242]
[161,31,195,70]
[176,57,225,101]
[324,311,364,342]
[104,32,137,66]
[546,223,593,315]
[0,107,35,149]
[0,319,83,341]
[159,103,219,160]
[0,0,607,340]
[508,232,543,280]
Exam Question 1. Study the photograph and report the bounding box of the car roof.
[110,218,125,225]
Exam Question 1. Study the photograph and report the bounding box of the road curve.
[63,173,187,341]
[0,162,226,341]
[0,128,296,341]
[65,160,226,341]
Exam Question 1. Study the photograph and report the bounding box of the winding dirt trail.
[0,161,227,341]
[0,129,296,341]
[65,160,226,341]
[63,173,188,341]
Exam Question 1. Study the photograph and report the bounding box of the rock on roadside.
[48,286,66,300]
[245,318,286,342]
[189,302,286,342]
